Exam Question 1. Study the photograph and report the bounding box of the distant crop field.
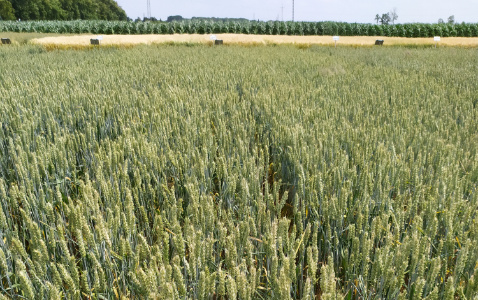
[2,19,478,38]
[0,44,477,299]
[29,33,478,47]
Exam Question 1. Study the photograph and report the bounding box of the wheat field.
[30,33,478,47]
[0,42,477,299]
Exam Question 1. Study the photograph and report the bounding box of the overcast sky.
[115,0,478,24]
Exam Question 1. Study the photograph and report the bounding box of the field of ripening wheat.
[0,44,477,299]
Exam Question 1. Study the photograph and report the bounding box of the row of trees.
[0,0,126,21]
[439,15,455,24]
[375,8,399,25]
[375,10,457,26]
[166,16,250,23]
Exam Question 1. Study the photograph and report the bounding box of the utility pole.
[292,0,295,21]
[147,0,151,19]
[281,4,284,21]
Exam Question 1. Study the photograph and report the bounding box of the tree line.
[166,15,251,23]
[0,0,127,21]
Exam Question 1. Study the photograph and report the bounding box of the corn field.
[0,44,477,299]
[1,20,478,37]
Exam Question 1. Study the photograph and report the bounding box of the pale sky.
[116,0,478,23]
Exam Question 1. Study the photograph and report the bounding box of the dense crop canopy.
[0,44,477,299]
[1,20,478,37]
